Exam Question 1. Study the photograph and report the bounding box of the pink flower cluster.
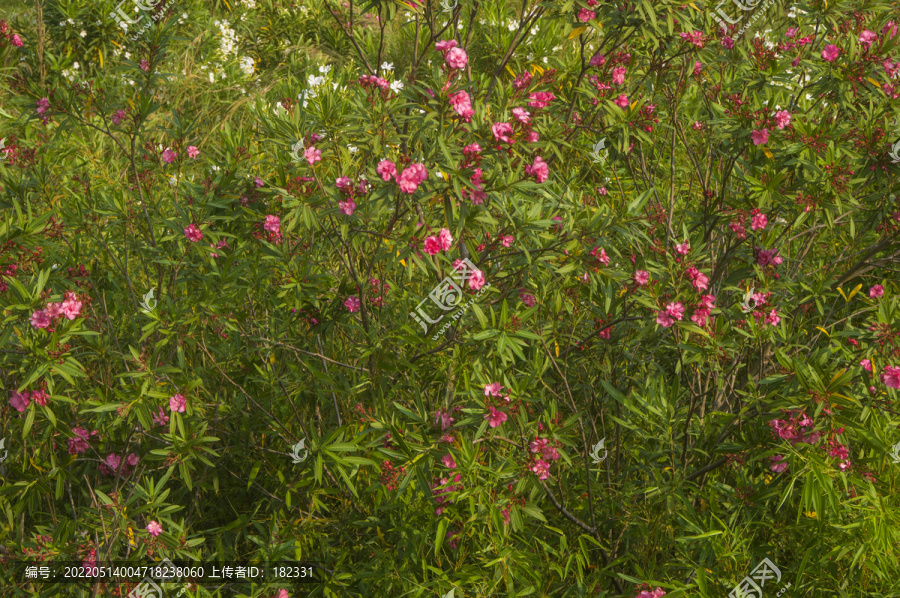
[685,266,709,291]
[344,296,361,312]
[750,209,768,230]
[434,409,455,432]
[690,295,716,327]
[591,246,611,265]
[525,156,549,183]
[435,40,468,70]
[184,224,203,242]
[424,228,453,255]
[378,160,428,194]
[68,426,100,454]
[656,302,684,328]
[449,91,475,122]
[30,291,84,329]
[100,452,140,476]
[169,393,187,413]
[769,410,820,446]
[636,587,667,598]
[431,472,462,515]
[679,30,706,48]
[485,406,508,428]
[882,365,900,389]
[756,247,783,267]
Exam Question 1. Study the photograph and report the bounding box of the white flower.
[319,64,332,74]
[552,45,561,52]
[73,61,80,69]
[80,30,87,37]
[125,52,131,59]
[239,56,255,76]
[381,62,393,71]
[390,80,404,93]
[67,18,75,24]
[307,74,325,87]
[507,20,517,31]
[348,145,358,153]
[209,71,215,83]
[542,57,548,64]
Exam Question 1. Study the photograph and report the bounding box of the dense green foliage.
[1,0,900,596]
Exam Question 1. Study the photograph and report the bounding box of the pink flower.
[339,199,356,216]
[770,455,788,473]
[656,311,674,327]
[721,36,735,49]
[424,236,442,255]
[485,406,507,428]
[821,44,840,62]
[169,393,187,413]
[699,294,716,310]
[68,427,93,454]
[590,52,606,67]
[100,453,122,475]
[36,97,50,115]
[30,310,50,329]
[254,177,264,188]
[9,390,30,412]
[860,359,872,372]
[882,365,900,389]
[445,47,468,69]
[859,30,876,44]
[140,59,150,71]
[531,458,550,480]
[397,164,427,193]
[112,109,126,125]
[501,235,514,248]
[484,382,503,397]
[869,284,884,299]
[613,94,629,108]
[276,591,290,598]
[31,389,48,407]
[686,266,709,291]
[592,247,611,265]
[751,212,768,230]
[161,148,177,163]
[765,309,781,326]
[335,176,352,192]
[674,240,690,255]
[785,27,798,38]
[344,296,361,312]
[612,66,626,85]
[693,61,702,76]
[376,159,397,181]
[525,156,549,183]
[501,507,511,525]
[492,122,515,144]
[152,406,169,427]
[442,453,457,469]
[756,248,783,267]
[146,521,163,537]
[527,92,555,108]
[469,269,486,290]
[530,438,549,454]
[435,40,458,52]
[634,270,650,285]
[264,215,281,234]
[520,292,535,307]
[435,409,455,430]
[774,110,791,129]
[526,131,540,143]
[438,228,453,250]
[11,34,23,47]
[304,146,321,165]
[512,107,531,124]
[184,224,203,242]
[186,146,200,159]
[449,92,475,122]
[577,8,596,22]
[751,129,769,145]
[61,295,82,320]
[666,302,685,320]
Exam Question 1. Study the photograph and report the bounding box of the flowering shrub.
[1,0,900,597]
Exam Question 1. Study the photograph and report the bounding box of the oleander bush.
[1,0,900,597]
